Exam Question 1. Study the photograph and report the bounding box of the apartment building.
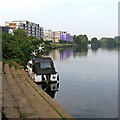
[59,31,67,34]
[43,30,53,41]
[43,30,65,42]
[60,33,73,42]
[2,26,14,35]
[5,20,43,39]
[43,29,73,43]
[52,31,60,43]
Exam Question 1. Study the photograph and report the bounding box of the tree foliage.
[73,34,88,46]
[2,29,44,66]
[91,37,100,47]
[100,37,117,47]
[91,37,118,48]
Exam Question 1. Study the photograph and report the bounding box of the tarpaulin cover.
[33,57,56,74]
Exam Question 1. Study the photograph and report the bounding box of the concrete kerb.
[21,69,74,119]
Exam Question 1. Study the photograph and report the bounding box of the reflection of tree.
[91,45,100,52]
[73,46,88,57]
[43,48,52,56]
[101,46,118,51]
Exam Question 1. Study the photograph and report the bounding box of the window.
[41,63,51,69]
[20,26,23,29]
[28,63,32,68]
[28,28,31,30]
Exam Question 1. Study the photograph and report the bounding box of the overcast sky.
[0,0,119,39]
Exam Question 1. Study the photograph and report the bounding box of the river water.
[43,46,118,118]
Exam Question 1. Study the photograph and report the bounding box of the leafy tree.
[105,38,117,47]
[100,37,117,47]
[91,37,100,47]
[73,34,88,47]
[2,29,46,66]
[114,36,120,45]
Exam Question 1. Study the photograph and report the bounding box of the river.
[42,45,118,118]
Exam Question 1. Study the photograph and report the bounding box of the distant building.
[60,33,73,42]
[2,26,14,35]
[52,31,60,43]
[5,20,43,39]
[43,29,73,43]
[43,30,64,42]
[43,30,53,41]
[59,31,67,34]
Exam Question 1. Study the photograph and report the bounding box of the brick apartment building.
[5,20,43,39]
[52,31,60,43]
[43,30,69,43]
[43,30,53,41]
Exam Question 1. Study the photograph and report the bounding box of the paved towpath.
[2,64,74,119]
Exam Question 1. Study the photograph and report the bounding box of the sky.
[0,0,119,39]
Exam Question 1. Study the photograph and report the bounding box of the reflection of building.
[2,26,14,35]
[43,30,53,41]
[60,49,73,60]
[45,49,61,61]
[45,49,73,61]
[52,50,61,61]
[5,20,43,39]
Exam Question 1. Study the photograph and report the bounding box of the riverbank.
[2,63,74,119]
[51,43,72,48]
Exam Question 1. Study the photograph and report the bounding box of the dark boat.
[26,57,59,83]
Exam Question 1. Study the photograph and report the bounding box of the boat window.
[41,62,51,69]
[28,63,32,68]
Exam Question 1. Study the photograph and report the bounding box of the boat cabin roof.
[32,57,56,74]
[33,57,53,63]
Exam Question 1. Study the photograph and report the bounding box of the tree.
[100,37,117,47]
[73,34,88,47]
[114,36,120,45]
[2,29,46,66]
[105,38,117,47]
[91,37,100,47]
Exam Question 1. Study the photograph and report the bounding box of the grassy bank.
[3,59,24,69]
[51,43,72,48]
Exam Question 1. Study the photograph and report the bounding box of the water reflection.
[44,46,118,118]
[101,46,118,51]
[91,45,100,52]
[45,46,118,62]
[60,48,73,60]
[45,46,89,61]
[38,82,59,98]
[73,46,88,57]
